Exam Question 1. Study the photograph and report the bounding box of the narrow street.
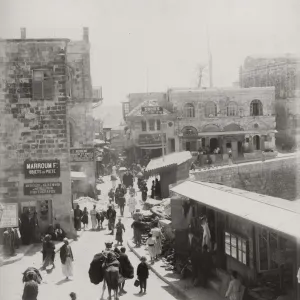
[0,177,182,300]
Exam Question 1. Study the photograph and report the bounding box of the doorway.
[238,141,243,155]
[210,138,219,152]
[253,135,260,150]
[185,141,191,151]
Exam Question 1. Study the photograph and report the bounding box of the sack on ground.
[134,279,140,287]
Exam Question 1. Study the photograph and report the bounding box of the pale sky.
[1,0,299,119]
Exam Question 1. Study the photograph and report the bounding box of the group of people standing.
[150,178,161,199]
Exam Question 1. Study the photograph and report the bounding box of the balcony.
[92,86,103,108]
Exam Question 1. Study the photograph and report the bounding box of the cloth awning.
[195,130,277,137]
[171,180,300,240]
[145,151,193,174]
[71,172,87,180]
[94,139,106,145]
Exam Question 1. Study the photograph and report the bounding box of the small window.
[141,120,147,132]
[157,119,161,131]
[227,102,238,116]
[250,100,263,116]
[205,101,217,117]
[225,232,248,265]
[32,70,54,100]
[149,119,155,131]
[183,103,195,118]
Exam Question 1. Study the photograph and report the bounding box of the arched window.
[205,101,217,117]
[250,100,263,116]
[183,103,195,118]
[227,102,238,116]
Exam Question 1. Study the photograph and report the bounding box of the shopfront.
[137,133,167,160]
[170,180,300,300]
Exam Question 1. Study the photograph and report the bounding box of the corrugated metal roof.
[171,180,300,240]
[146,151,192,172]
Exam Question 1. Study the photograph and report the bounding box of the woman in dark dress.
[20,210,31,245]
[150,180,155,199]
[81,207,89,230]
[41,235,55,269]
[154,179,161,199]
[74,205,83,231]
[141,182,148,202]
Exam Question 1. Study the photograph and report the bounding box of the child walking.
[137,256,149,294]
[115,218,125,246]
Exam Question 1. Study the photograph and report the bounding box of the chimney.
[83,27,89,42]
[21,28,26,39]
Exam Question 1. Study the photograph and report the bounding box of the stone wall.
[0,39,75,236]
[193,155,300,200]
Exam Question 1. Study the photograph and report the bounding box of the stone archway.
[223,123,243,132]
[202,124,220,132]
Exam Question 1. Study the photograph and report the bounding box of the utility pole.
[207,25,213,88]
[161,122,167,161]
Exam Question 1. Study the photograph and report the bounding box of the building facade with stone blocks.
[239,54,300,148]
[123,92,177,162]
[168,87,276,160]
[0,28,96,237]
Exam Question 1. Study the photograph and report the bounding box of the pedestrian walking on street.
[96,210,105,230]
[128,194,137,217]
[131,219,143,247]
[225,271,242,300]
[118,196,126,217]
[74,205,83,231]
[90,205,98,230]
[146,233,156,263]
[115,184,126,211]
[107,204,117,235]
[137,256,149,294]
[81,207,89,230]
[60,238,74,280]
[111,174,117,190]
[41,234,55,270]
[118,247,134,295]
[22,272,39,300]
[151,225,162,259]
[115,218,125,246]
[108,188,115,204]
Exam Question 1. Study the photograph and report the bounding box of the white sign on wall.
[0,203,18,228]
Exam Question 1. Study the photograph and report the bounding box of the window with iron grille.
[149,119,155,131]
[32,70,54,100]
[225,232,248,265]
[141,120,147,132]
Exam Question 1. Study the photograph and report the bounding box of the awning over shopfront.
[71,171,87,180]
[171,180,300,240]
[140,145,165,150]
[145,151,192,175]
[196,130,277,137]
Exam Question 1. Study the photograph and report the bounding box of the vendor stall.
[145,151,193,199]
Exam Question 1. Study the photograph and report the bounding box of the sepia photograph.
[0,0,299,299]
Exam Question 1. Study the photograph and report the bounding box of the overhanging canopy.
[145,151,192,175]
[171,180,300,240]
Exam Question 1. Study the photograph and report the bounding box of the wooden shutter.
[32,80,43,100]
[43,78,54,99]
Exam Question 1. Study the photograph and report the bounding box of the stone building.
[0,28,97,237]
[168,87,277,160]
[123,92,177,162]
[239,54,300,148]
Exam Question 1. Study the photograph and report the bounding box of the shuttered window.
[32,70,54,100]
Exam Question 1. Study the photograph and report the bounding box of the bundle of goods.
[160,250,176,271]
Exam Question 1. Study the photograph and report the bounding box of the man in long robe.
[74,205,83,231]
[90,205,98,230]
[20,210,31,245]
[106,205,117,235]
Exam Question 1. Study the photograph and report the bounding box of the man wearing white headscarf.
[60,238,74,280]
